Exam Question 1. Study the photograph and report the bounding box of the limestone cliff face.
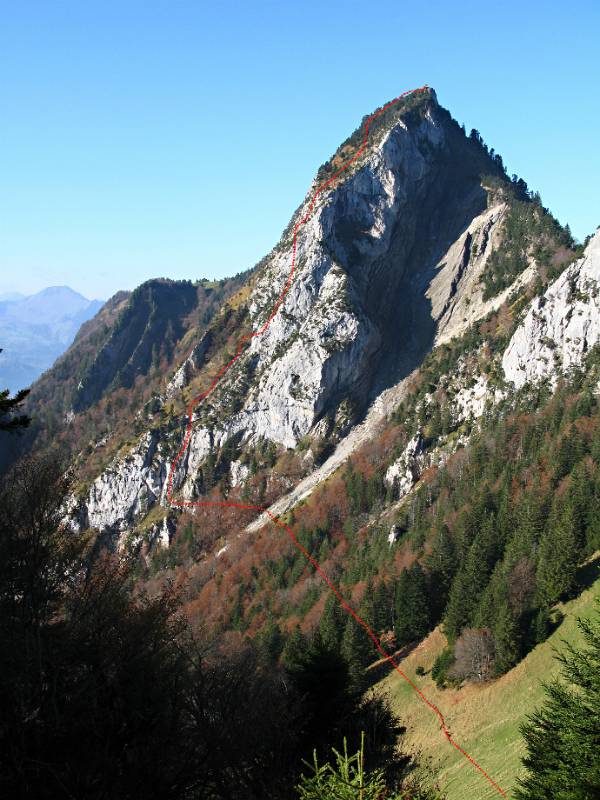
[73,90,529,535]
[503,230,600,389]
[79,432,167,532]
[376,233,600,511]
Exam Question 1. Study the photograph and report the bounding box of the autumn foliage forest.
[138,320,600,702]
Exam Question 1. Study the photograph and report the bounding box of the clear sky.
[1,0,598,300]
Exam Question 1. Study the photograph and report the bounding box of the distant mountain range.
[0,291,26,303]
[0,286,104,392]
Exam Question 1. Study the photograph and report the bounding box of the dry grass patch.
[377,578,600,800]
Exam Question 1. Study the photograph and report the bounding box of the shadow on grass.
[576,553,600,591]
[364,641,420,689]
[546,554,600,639]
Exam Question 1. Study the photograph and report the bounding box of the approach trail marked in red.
[167,86,506,798]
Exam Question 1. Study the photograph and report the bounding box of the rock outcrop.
[166,90,509,496]
[503,230,600,388]
[165,332,213,398]
[385,434,427,498]
[79,432,167,532]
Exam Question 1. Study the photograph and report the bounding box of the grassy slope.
[377,576,600,800]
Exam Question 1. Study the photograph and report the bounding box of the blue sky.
[1,0,598,300]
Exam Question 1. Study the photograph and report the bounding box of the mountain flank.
[3,87,600,791]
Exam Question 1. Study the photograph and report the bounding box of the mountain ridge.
[61,87,573,539]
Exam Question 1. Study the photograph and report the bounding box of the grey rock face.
[388,524,403,546]
[229,459,250,487]
[385,434,426,498]
[81,432,168,533]
[73,94,521,536]
[503,230,600,388]
[165,332,213,399]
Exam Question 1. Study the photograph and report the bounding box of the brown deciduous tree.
[450,628,496,683]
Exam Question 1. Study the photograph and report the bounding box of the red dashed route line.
[166,86,506,798]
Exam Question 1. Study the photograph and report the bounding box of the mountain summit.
[61,87,570,534]
[6,88,578,535]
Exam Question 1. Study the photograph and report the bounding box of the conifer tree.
[510,491,546,561]
[426,525,457,619]
[257,615,283,663]
[567,462,593,552]
[492,597,520,674]
[320,594,343,651]
[554,428,585,482]
[372,580,393,635]
[285,631,367,761]
[282,625,308,669]
[341,618,374,692]
[443,570,471,643]
[590,418,600,464]
[444,515,499,641]
[531,606,552,645]
[585,490,600,555]
[360,580,376,629]
[394,564,431,648]
[536,505,579,606]
[515,601,600,799]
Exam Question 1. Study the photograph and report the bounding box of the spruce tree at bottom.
[319,594,343,651]
[515,599,600,800]
[536,503,581,607]
[341,617,375,693]
[394,564,431,648]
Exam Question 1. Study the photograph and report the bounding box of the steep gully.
[166,86,506,798]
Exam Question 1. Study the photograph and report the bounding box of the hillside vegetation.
[2,86,598,798]
[378,573,600,800]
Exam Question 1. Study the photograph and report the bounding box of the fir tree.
[530,607,552,645]
[515,601,600,799]
[394,564,431,648]
[444,514,500,641]
[443,570,471,643]
[341,617,374,692]
[372,580,393,635]
[567,462,593,552]
[509,491,546,562]
[320,594,343,651]
[285,632,360,759]
[536,505,579,606]
[425,525,457,619]
[590,418,600,464]
[492,597,520,674]
[554,428,585,483]
[282,625,308,669]
[256,616,283,663]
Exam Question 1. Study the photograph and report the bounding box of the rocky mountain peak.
[5,91,578,545]
[62,91,557,536]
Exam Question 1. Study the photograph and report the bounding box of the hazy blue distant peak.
[0,286,103,326]
[0,286,105,393]
[0,291,26,302]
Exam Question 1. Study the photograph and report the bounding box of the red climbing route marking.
[167,86,506,798]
